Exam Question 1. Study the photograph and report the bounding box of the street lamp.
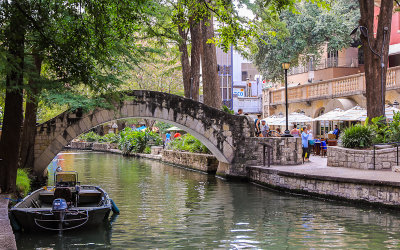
[282,62,292,137]
[351,25,389,117]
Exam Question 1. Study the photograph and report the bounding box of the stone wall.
[328,146,398,170]
[243,137,302,166]
[162,150,219,173]
[151,146,164,155]
[69,141,93,150]
[248,166,400,206]
[92,143,110,152]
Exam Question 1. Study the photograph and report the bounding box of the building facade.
[216,47,262,114]
[262,9,400,137]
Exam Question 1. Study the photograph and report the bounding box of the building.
[262,8,400,137]
[216,47,262,114]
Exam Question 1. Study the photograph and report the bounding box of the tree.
[253,0,360,82]
[359,0,393,118]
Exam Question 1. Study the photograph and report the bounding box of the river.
[15,151,400,249]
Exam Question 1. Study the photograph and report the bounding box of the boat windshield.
[55,172,77,187]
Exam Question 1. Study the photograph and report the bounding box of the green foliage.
[222,105,234,114]
[118,128,162,155]
[388,112,400,142]
[79,131,101,142]
[155,122,173,134]
[253,0,360,81]
[144,146,152,154]
[16,169,31,197]
[365,116,388,144]
[168,134,210,154]
[99,133,120,144]
[341,125,373,149]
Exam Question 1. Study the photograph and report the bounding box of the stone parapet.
[248,166,400,206]
[162,150,218,173]
[328,146,398,170]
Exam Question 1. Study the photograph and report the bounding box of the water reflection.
[16,151,400,249]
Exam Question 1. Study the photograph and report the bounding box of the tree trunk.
[20,54,42,170]
[189,16,201,101]
[178,25,192,99]
[359,0,393,118]
[0,1,26,193]
[201,14,221,108]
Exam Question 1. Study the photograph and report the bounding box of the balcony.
[269,66,400,105]
[289,57,359,75]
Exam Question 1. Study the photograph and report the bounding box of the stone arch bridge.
[34,90,259,177]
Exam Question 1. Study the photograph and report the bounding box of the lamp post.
[282,62,292,137]
[351,25,388,118]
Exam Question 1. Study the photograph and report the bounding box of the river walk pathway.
[0,194,17,250]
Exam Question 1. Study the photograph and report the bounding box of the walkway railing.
[269,66,400,105]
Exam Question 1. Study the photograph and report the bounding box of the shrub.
[168,134,210,154]
[16,169,31,197]
[222,105,234,114]
[118,128,162,155]
[144,146,151,154]
[79,131,100,142]
[99,132,120,143]
[341,124,373,149]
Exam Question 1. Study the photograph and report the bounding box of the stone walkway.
[0,194,16,250]
[260,156,400,186]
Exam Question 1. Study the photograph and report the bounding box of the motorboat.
[10,171,118,232]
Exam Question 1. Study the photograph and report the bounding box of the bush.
[79,131,100,142]
[341,124,373,149]
[168,134,210,154]
[144,146,151,154]
[222,105,234,114]
[118,128,162,155]
[16,169,31,197]
[99,132,120,143]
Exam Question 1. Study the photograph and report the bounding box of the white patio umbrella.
[313,108,345,121]
[336,105,366,121]
[266,112,313,125]
[359,105,400,121]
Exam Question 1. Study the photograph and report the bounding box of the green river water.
[15,151,400,249]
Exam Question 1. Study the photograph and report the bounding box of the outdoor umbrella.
[266,112,313,126]
[313,108,345,121]
[166,126,183,131]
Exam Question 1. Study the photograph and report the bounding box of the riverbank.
[0,194,17,250]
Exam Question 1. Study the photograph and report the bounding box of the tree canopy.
[252,0,360,81]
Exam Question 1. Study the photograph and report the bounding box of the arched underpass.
[34,90,255,177]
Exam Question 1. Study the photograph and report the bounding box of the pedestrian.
[236,109,243,115]
[173,131,181,139]
[307,124,314,154]
[260,120,270,137]
[255,114,262,137]
[301,126,310,163]
[164,132,171,146]
[290,124,300,137]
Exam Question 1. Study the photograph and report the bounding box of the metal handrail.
[372,142,400,170]
[259,142,273,168]
[34,210,89,231]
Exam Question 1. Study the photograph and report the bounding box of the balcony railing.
[289,57,359,75]
[269,66,400,105]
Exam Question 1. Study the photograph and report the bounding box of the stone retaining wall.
[92,143,110,152]
[162,150,218,173]
[327,146,398,170]
[248,166,400,206]
[151,146,164,155]
[69,141,93,150]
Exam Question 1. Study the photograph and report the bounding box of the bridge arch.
[34,90,254,176]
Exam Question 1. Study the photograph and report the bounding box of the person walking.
[301,126,310,163]
[236,109,243,115]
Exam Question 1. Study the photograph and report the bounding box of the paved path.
[254,156,400,186]
[0,194,16,250]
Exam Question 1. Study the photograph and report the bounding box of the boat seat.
[78,189,102,204]
[54,187,73,203]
